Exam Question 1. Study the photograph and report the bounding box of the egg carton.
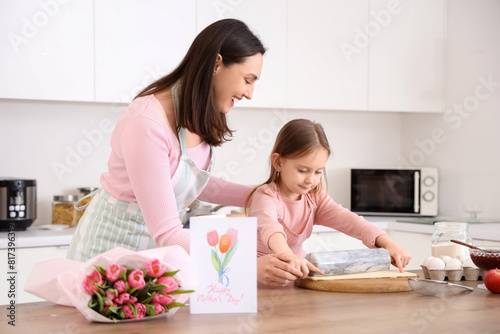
[421,266,485,281]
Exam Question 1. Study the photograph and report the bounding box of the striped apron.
[67,82,213,262]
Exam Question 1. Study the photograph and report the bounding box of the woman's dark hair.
[135,19,266,146]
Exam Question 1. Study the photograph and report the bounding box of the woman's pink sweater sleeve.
[120,113,190,252]
[314,191,386,248]
[198,176,252,207]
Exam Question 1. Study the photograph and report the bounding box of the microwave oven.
[350,168,438,217]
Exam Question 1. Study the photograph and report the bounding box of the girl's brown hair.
[245,119,331,211]
[135,19,266,146]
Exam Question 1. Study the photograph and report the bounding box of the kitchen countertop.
[1,217,499,249]
[313,216,500,242]
[6,278,498,333]
[0,225,76,249]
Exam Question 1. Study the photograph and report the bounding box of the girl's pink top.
[100,94,251,252]
[247,182,387,257]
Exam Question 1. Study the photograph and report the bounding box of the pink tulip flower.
[83,270,103,295]
[104,289,117,306]
[105,289,117,301]
[206,230,219,247]
[114,292,131,305]
[128,269,146,289]
[157,276,178,293]
[225,228,238,249]
[106,264,125,282]
[122,304,135,319]
[151,292,174,305]
[153,303,165,315]
[135,303,147,319]
[115,292,138,305]
[114,280,126,293]
[145,259,166,278]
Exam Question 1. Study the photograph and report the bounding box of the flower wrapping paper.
[24,246,200,322]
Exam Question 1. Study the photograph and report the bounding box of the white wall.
[218,108,402,208]
[0,99,123,225]
[400,0,500,221]
[0,99,401,226]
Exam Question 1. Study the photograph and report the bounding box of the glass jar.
[76,187,98,222]
[52,195,78,226]
[431,222,473,261]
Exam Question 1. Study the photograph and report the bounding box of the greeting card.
[189,216,257,314]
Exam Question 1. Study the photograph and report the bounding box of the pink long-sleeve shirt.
[100,94,251,252]
[247,182,386,257]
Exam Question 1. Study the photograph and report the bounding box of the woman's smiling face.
[212,53,263,114]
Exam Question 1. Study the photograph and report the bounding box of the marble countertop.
[1,216,499,250]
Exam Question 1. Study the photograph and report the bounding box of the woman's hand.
[257,253,304,287]
[375,234,412,272]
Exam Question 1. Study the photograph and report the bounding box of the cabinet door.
[0,246,68,305]
[287,0,369,111]
[95,0,196,103]
[197,0,287,109]
[0,1,94,101]
[387,230,431,271]
[368,0,446,112]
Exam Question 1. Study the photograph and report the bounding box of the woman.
[67,19,302,287]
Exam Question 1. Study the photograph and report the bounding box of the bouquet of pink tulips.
[25,246,199,323]
[83,259,193,321]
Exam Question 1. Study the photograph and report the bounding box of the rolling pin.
[306,248,391,277]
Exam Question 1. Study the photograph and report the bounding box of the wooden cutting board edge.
[295,271,421,293]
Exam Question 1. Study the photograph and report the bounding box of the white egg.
[422,256,435,267]
[427,257,446,270]
[440,255,452,264]
[462,257,478,268]
[444,258,462,270]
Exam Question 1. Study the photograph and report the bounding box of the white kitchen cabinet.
[0,1,94,102]
[287,0,369,111]
[94,0,196,103]
[368,0,446,112]
[197,0,287,109]
[0,246,68,305]
[386,230,432,271]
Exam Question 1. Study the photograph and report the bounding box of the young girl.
[246,119,411,280]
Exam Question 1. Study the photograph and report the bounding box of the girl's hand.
[289,254,324,279]
[375,234,412,272]
[266,233,323,279]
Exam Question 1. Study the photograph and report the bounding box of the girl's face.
[212,53,263,114]
[273,147,329,201]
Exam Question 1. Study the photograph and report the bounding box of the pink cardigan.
[100,94,251,252]
[248,183,386,257]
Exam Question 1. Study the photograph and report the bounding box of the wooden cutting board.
[295,270,420,293]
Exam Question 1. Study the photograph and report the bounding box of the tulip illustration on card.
[206,228,238,286]
[190,217,256,314]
